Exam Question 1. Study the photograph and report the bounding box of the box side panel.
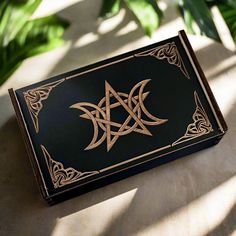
[8,89,49,201]
[178,30,228,133]
[48,134,223,205]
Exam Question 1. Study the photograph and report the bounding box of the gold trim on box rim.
[16,36,220,191]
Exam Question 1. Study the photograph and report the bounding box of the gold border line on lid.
[23,41,189,134]
[48,132,222,197]
[41,145,99,188]
[172,91,213,146]
[41,91,213,189]
[19,34,215,190]
[65,42,189,80]
[134,42,190,79]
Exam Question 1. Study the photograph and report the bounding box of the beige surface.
[0,1,236,236]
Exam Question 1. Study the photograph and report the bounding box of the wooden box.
[9,30,227,204]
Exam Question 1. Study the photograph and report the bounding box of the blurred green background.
[1,0,236,87]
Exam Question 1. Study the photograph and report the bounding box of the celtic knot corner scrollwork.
[135,42,190,79]
[24,79,65,133]
[172,91,213,146]
[41,145,99,188]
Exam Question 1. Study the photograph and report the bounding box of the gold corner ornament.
[41,145,99,188]
[172,91,213,146]
[70,79,168,152]
[135,42,190,79]
[24,79,65,133]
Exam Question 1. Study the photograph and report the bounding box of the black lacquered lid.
[13,31,226,198]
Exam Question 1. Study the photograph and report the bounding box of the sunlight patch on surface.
[150,18,184,42]
[209,57,236,116]
[0,43,71,96]
[32,0,84,18]
[230,229,236,236]
[158,1,168,11]
[98,9,126,35]
[51,188,137,236]
[116,21,138,37]
[136,176,236,236]
[106,17,185,58]
[211,6,235,51]
[207,55,236,80]
[74,33,99,48]
[0,43,71,127]
[189,36,213,52]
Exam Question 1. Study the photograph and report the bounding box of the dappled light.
[51,189,137,236]
[137,176,236,236]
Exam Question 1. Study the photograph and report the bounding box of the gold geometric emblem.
[70,79,168,151]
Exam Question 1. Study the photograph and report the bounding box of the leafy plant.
[100,0,162,36]
[217,1,236,42]
[100,0,236,46]
[178,0,220,41]
[0,0,69,86]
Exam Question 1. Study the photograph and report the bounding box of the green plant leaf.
[0,0,42,46]
[124,0,162,36]
[179,0,220,41]
[178,2,195,34]
[218,3,236,44]
[205,0,236,8]
[0,15,69,86]
[20,15,69,57]
[220,0,236,8]
[100,0,121,18]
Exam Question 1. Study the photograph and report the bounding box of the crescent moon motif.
[70,79,168,152]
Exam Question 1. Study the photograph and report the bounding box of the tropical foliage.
[100,0,236,44]
[0,0,69,86]
[1,0,235,87]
